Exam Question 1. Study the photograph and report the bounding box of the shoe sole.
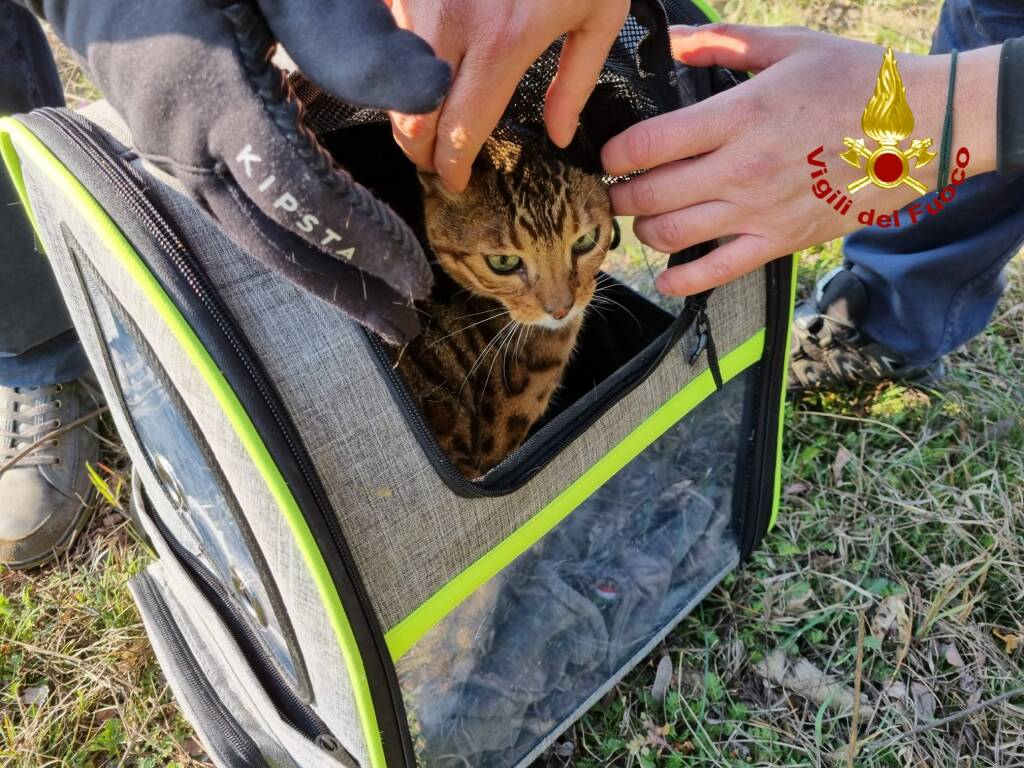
[2,490,97,571]
[788,359,946,393]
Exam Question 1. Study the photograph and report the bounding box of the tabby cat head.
[419,140,613,329]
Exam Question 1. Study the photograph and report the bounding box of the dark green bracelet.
[936,48,959,190]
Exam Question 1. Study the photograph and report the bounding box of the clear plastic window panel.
[87,285,299,684]
[397,368,754,767]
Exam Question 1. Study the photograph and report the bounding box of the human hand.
[388,0,631,191]
[602,24,999,297]
[24,0,452,343]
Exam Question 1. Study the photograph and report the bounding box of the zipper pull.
[688,303,724,391]
[688,327,708,364]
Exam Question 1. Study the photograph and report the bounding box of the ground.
[3,1,1023,766]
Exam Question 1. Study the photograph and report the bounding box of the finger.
[601,99,724,177]
[655,234,776,296]
[388,16,464,174]
[670,22,807,72]
[432,45,538,191]
[633,201,737,254]
[609,156,715,216]
[545,6,629,147]
[390,78,463,174]
[389,110,442,171]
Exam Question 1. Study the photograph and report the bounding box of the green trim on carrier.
[690,0,722,23]
[0,117,391,768]
[385,328,766,660]
[769,257,799,530]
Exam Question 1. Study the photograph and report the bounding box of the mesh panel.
[290,2,695,182]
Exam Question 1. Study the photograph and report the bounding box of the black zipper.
[687,294,724,390]
[138,486,351,761]
[26,108,416,767]
[740,255,794,559]
[131,571,271,768]
[365,295,706,497]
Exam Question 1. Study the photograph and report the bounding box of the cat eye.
[486,254,523,274]
[571,227,600,255]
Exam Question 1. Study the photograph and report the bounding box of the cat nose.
[547,301,574,320]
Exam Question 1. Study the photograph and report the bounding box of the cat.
[393,138,614,479]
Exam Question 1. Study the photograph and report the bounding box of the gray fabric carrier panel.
[14,128,370,765]
[146,170,767,633]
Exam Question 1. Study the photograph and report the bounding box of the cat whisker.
[499,322,521,392]
[590,293,643,330]
[585,303,611,322]
[423,311,509,351]
[456,319,515,408]
[404,303,434,319]
[391,342,411,370]
[515,324,532,368]
[507,322,528,375]
[481,323,515,406]
[450,306,510,322]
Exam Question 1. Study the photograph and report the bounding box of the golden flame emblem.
[840,48,935,195]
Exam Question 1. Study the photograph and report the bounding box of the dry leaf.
[754,648,875,717]
[179,737,206,758]
[882,681,910,717]
[871,595,912,669]
[552,741,575,758]
[911,682,937,722]
[101,512,122,529]
[942,643,965,669]
[18,684,49,708]
[992,628,1022,654]
[644,720,671,750]
[784,586,816,616]
[94,706,119,724]
[883,681,907,699]
[651,654,673,703]
[832,446,855,484]
[784,481,810,498]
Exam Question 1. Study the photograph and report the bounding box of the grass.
[3,3,1023,766]
[561,246,1024,768]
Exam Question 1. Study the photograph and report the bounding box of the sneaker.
[788,267,945,391]
[0,379,101,569]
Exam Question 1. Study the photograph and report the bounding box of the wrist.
[903,47,999,181]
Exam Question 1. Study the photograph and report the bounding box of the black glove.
[19,0,451,343]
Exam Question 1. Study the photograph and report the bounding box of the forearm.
[896,44,1000,190]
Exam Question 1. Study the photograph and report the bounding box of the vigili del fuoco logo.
[806,47,970,228]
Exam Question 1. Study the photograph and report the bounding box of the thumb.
[670,23,805,73]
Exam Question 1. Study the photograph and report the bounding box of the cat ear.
[418,171,457,201]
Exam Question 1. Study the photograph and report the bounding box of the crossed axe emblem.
[840,137,935,195]
[840,47,936,196]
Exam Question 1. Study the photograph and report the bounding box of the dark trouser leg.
[0,0,89,387]
[843,0,1024,365]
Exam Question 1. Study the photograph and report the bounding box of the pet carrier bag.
[1,2,796,765]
